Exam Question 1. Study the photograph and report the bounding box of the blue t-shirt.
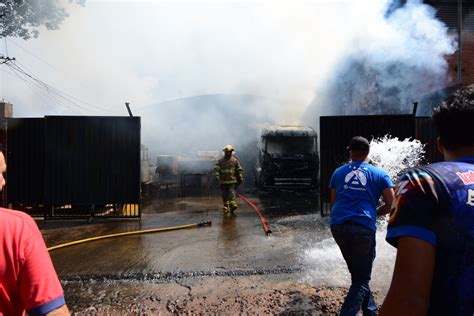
[329,161,394,231]
[386,157,474,315]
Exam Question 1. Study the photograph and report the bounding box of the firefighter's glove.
[236,179,242,186]
[216,176,220,183]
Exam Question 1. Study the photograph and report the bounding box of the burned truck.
[255,125,319,190]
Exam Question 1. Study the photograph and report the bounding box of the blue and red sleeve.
[386,168,439,248]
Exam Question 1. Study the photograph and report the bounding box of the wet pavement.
[38,190,393,314]
[42,191,324,279]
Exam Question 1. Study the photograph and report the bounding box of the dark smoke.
[303,0,456,128]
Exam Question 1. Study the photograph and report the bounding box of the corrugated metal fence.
[6,116,141,219]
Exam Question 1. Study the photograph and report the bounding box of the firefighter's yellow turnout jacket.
[214,156,243,185]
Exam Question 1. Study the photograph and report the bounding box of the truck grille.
[273,177,313,187]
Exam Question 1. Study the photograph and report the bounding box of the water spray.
[302,136,426,292]
[369,135,426,182]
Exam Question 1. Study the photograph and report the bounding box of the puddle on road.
[47,194,395,311]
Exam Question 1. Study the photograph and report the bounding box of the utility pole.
[125,102,133,117]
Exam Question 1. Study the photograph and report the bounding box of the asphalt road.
[38,191,395,313]
[43,193,322,278]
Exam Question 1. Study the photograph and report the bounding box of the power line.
[14,59,110,112]
[1,67,67,113]
[7,62,107,114]
[2,66,76,113]
[5,62,104,114]
[6,38,60,72]
[5,39,114,112]
[1,41,135,116]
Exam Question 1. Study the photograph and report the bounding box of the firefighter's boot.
[229,200,238,213]
[223,201,230,214]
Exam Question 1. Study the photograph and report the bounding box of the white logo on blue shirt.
[344,168,367,191]
[467,189,474,207]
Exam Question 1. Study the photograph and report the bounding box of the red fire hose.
[237,193,272,236]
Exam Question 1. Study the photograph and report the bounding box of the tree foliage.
[0,0,85,40]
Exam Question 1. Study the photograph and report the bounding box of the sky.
[0,0,457,154]
[1,0,351,118]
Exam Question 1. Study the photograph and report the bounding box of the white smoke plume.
[305,0,457,121]
[0,0,456,155]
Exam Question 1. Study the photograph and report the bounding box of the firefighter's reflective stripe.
[214,165,221,177]
[220,169,235,174]
[214,156,243,184]
[220,179,238,184]
[221,183,238,211]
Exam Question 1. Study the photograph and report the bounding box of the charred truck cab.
[256,125,319,190]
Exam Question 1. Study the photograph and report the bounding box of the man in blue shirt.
[330,136,395,316]
[380,85,474,316]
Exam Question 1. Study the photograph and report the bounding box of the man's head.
[347,136,370,161]
[433,84,474,159]
[0,151,5,191]
[223,144,234,158]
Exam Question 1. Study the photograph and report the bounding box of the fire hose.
[237,193,272,236]
[47,220,212,252]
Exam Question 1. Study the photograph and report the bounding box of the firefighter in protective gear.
[214,144,243,213]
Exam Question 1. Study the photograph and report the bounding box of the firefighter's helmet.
[223,144,234,152]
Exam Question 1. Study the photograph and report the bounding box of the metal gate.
[320,115,443,216]
[320,115,417,216]
[6,116,141,219]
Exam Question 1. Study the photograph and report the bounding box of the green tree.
[0,0,85,40]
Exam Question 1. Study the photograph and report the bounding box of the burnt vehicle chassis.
[255,126,319,191]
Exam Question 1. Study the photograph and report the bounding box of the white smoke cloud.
[0,1,355,118]
[305,0,456,120]
[0,0,456,153]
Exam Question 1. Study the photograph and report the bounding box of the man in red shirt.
[0,151,70,315]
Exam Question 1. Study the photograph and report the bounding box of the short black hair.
[433,84,474,150]
[347,136,370,153]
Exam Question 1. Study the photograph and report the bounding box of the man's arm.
[330,188,336,209]
[379,236,435,316]
[377,187,395,216]
[19,216,69,315]
[235,158,243,185]
[214,162,221,182]
[46,305,70,316]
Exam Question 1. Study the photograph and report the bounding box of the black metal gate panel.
[44,116,141,205]
[415,117,443,163]
[319,115,416,216]
[6,116,141,218]
[6,118,45,213]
